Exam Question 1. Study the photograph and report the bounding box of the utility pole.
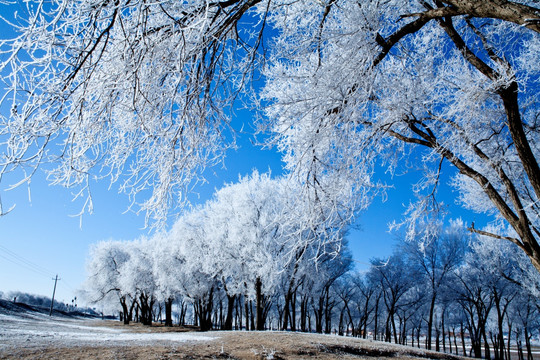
[49,274,60,316]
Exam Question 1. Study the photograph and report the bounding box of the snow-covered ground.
[0,312,215,350]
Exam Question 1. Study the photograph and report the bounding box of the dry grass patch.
[1,322,470,360]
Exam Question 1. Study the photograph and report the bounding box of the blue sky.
[0,116,485,306]
[0,107,404,305]
[0,3,491,307]
[0,2,397,305]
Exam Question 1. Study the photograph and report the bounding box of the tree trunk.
[435,326,440,352]
[314,295,324,334]
[120,297,130,325]
[250,300,255,331]
[224,294,236,330]
[197,288,214,331]
[139,293,153,326]
[460,322,467,357]
[373,297,379,341]
[244,297,249,331]
[164,297,173,327]
[324,289,332,334]
[338,307,345,336]
[290,290,297,332]
[494,294,506,360]
[237,295,243,330]
[448,326,452,355]
[441,310,446,353]
[300,296,308,332]
[256,277,264,331]
[482,324,491,360]
[507,322,513,360]
[282,292,290,331]
[525,328,533,360]
[453,326,458,355]
[427,295,436,350]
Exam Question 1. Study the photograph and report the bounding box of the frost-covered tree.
[350,273,378,339]
[261,0,540,273]
[84,240,136,323]
[82,170,354,330]
[367,254,417,343]
[152,230,191,326]
[469,229,540,359]
[3,0,538,270]
[0,0,256,225]
[167,207,218,331]
[453,253,498,358]
[118,238,157,325]
[401,219,468,350]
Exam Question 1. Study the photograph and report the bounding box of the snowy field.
[0,300,506,360]
[0,309,472,360]
[0,311,215,349]
[0,301,537,360]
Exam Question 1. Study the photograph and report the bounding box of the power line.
[0,243,54,278]
[60,279,77,292]
[0,243,80,299]
[0,252,51,278]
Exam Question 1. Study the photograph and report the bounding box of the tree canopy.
[1,0,539,270]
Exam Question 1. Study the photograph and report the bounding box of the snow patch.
[0,315,215,349]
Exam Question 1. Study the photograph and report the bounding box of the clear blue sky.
[0,3,489,307]
[0,112,389,303]
[0,116,394,305]
[0,119,486,306]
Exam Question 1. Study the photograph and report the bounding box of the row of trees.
[363,223,540,360]
[84,173,540,360]
[83,171,352,330]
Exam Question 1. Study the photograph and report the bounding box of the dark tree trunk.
[482,323,491,360]
[290,290,297,332]
[506,322,513,360]
[453,326,458,355]
[120,297,130,325]
[516,330,524,360]
[435,326,440,352]
[256,277,264,331]
[244,296,249,331]
[224,294,236,330]
[300,296,308,332]
[250,300,255,331]
[139,293,154,326]
[196,287,214,331]
[324,289,333,334]
[460,322,467,357]
[441,310,446,353]
[313,295,324,334]
[427,295,436,350]
[391,312,398,344]
[338,307,345,336]
[282,292,290,331]
[448,326,452,355]
[236,295,243,330]
[164,297,174,327]
[373,296,379,341]
[525,328,533,360]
